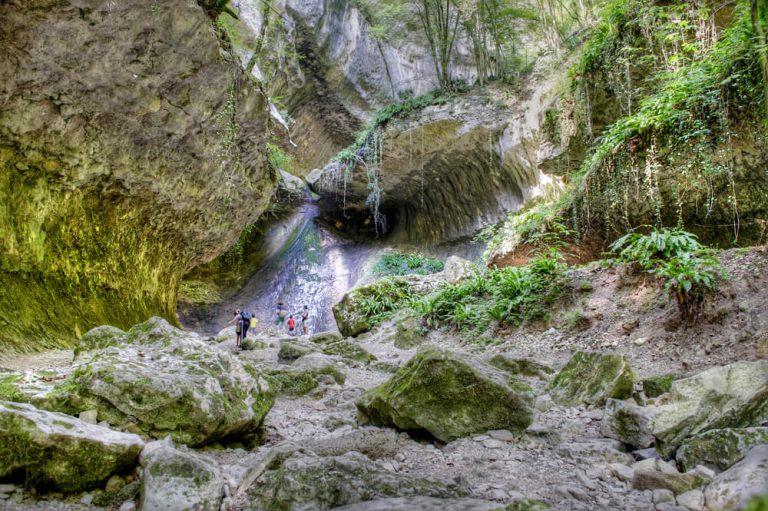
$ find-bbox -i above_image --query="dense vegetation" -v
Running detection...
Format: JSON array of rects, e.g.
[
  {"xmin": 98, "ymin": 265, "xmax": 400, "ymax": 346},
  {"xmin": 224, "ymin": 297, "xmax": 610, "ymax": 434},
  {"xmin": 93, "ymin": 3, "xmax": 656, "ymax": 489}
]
[{"xmin": 372, "ymin": 252, "xmax": 445, "ymax": 277}]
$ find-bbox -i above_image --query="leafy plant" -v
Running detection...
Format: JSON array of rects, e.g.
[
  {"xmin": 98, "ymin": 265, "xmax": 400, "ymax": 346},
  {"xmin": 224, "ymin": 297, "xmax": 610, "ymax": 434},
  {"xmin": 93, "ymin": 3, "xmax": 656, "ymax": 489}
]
[
  {"xmin": 373, "ymin": 252, "xmax": 444, "ymax": 277},
  {"xmin": 414, "ymin": 251, "xmax": 569, "ymax": 334},
  {"xmin": 608, "ymin": 228, "xmax": 725, "ymax": 323},
  {"xmin": 199, "ymin": 0, "xmax": 238, "ymax": 19},
  {"xmin": 355, "ymin": 278, "xmax": 416, "ymax": 327}
]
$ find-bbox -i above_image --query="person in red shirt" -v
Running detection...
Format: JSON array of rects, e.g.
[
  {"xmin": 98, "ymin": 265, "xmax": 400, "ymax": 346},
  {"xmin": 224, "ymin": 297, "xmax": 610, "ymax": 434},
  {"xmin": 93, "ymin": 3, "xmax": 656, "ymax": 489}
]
[{"xmin": 287, "ymin": 315, "xmax": 296, "ymax": 335}]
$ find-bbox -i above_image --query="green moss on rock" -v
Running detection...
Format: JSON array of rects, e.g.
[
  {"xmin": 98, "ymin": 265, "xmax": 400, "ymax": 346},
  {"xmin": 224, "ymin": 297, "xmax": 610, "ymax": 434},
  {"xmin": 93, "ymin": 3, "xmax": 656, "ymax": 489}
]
[
  {"xmin": 357, "ymin": 347, "xmax": 535, "ymax": 442},
  {"xmin": 548, "ymin": 351, "xmax": 634, "ymax": 406},
  {"xmin": 642, "ymin": 374, "xmax": 676, "ymax": 398},
  {"xmin": 677, "ymin": 427, "xmax": 768, "ymax": 472}
]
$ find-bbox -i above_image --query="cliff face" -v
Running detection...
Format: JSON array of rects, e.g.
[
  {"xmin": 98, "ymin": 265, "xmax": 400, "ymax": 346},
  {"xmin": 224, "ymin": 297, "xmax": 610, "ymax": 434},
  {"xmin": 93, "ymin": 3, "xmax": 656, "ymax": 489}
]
[{"xmin": 0, "ymin": 0, "xmax": 274, "ymax": 350}]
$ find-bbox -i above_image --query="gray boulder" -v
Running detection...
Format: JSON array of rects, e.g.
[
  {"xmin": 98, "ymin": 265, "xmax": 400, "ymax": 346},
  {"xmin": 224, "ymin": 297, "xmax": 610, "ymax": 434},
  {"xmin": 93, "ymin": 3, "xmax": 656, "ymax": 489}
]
[
  {"xmin": 548, "ymin": 351, "xmax": 634, "ymax": 406},
  {"xmin": 631, "ymin": 459, "xmax": 712, "ymax": 495},
  {"xmin": 677, "ymin": 427, "xmax": 768, "ymax": 472},
  {"xmin": 0, "ymin": 401, "xmax": 143, "ymax": 492},
  {"xmin": 357, "ymin": 347, "xmax": 535, "ymax": 442},
  {"xmin": 244, "ymin": 451, "xmax": 466, "ymax": 510},
  {"xmin": 652, "ymin": 360, "xmax": 768, "ymax": 456},
  {"xmin": 489, "ymin": 355, "xmax": 554, "ymax": 380},
  {"xmin": 139, "ymin": 437, "xmax": 224, "ymax": 511},
  {"xmin": 601, "ymin": 398, "xmax": 655, "ymax": 448},
  {"xmin": 49, "ymin": 317, "xmax": 275, "ymax": 446},
  {"xmin": 279, "ymin": 339, "xmax": 318, "ymax": 362},
  {"xmin": 265, "ymin": 353, "xmax": 347, "ymax": 396},
  {"xmin": 704, "ymin": 445, "xmax": 768, "ymax": 511}
]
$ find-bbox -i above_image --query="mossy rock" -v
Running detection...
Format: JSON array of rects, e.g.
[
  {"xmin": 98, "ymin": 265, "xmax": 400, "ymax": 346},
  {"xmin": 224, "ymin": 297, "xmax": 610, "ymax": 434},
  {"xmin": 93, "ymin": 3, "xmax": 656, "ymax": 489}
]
[
  {"xmin": 652, "ymin": 360, "xmax": 768, "ymax": 457},
  {"xmin": 139, "ymin": 437, "xmax": 224, "ymax": 511},
  {"xmin": 356, "ymin": 347, "xmax": 535, "ymax": 442},
  {"xmin": 45, "ymin": 318, "xmax": 275, "ymax": 446},
  {"xmin": 244, "ymin": 451, "xmax": 467, "ymax": 510},
  {"xmin": 76, "ymin": 325, "xmax": 126, "ymax": 355},
  {"xmin": 266, "ymin": 353, "xmax": 347, "ymax": 396},
  {"xmin": 600, "ymin": 398, "xmax": 654, "ymax": 449},
  {"xmin": 0, "ymin": 373, "xmax": 25, "ymax": 402},
  {"xmin": 241, "ymin": 338, "xmax": 267, "ymax": 351},
  {"xmin": 278, "ymin": 339, "xmax": 317, "ymax": 362},
  {"xmin": 489, "ymin": 355, "xmax": 554, "ymax": 380},
  {"xmin": 394, "ymin": 316, "xmax": 427, "ymax": 349},
  {"xmin": 548, "ymin": 351, "xmax": 634, "ymax": 406},
  {"xmin": 307, "ymin": 330, "xmax": 343, "ymax": 345},
  {"xmin": 677, "ymin": 427, "xmax": 768, "ymax": 472},
  {"xmin": 0, "ymin": 401, "xmax": 143, "ymax": 492},
  {"xmin": 332, "ymin": 277, "xmax": 413, "ymax": 337},
  {"xmin": 321, "ymin": 340, "xmax": 377, "ymax": 364},
  {"xmin": 642, "ymin": 374, "xmax": 676, "ymax": 398}
]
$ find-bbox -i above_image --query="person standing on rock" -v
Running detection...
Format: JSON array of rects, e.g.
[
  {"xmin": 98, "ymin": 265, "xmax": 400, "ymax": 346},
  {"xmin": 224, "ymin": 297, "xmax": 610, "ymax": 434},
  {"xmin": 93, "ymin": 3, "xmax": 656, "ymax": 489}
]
[
  {"xmin": 239, "ymin": 310, "xmax": 253, "ymax": 346},
  {"xmin": 300, "ymin": 305, "xmax": 310, "ymax": 335},
  {"xmin": 275, "ymin": 301, "xmax": 287, "ymax": 327},
  {"xmin": 227, "ymin": 309, "xmax": 243, "ymax": 346},
  {"xmin": 287, "ymin": 315, "xmax": 296, "ymax": 335}
]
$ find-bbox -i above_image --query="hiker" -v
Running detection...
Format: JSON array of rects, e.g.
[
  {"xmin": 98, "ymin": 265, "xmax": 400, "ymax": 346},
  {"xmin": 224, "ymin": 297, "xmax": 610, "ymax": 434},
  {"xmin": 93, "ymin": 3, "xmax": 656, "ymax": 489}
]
[
  {"xmin": 300, "ymin": 305, "xmax": 309, "ymax": 335},
  {"xmin": 227, "ymin": 309, "xmax": 243, "ymax": 346},
  {"xmin": 239, "ymin": 309, "xmax": 253, "ymax": 346},
  {"xmin": 275, "ymin": 301, "xmax": 288, "ymax": 327},
  {"xmin": 287, "ymin": 315, "xmax": 296, "ymax": 335}
]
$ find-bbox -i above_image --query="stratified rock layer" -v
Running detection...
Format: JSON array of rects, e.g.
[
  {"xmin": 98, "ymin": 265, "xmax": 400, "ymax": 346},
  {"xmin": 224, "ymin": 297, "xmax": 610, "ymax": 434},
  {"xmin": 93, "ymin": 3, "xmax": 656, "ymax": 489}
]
[
  {"xmin": 0, "ymin": 401, "xmax": 144, "ymax": 492},
  {"xmin": 356, "ymin": 347, "xmax": 535, "ymax": 442},
  {"xmin": 0, "ymin": 0, "xmax": 273, "ymax": 350}
]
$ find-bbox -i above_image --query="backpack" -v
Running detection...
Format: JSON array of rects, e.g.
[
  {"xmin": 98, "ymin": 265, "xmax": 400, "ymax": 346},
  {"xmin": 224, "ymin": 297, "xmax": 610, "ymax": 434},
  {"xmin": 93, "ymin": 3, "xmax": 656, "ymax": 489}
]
[{"xmin": 241, "ymin": 311, "xmax": 252, "ymax": 322}]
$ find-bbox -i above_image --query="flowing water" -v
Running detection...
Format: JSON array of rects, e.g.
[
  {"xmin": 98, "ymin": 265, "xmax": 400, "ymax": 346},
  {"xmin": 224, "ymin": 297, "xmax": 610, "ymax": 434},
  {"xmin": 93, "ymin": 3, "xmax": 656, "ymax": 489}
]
[{"xmin": 198, "ymin": 198, "xmax": 380, "ymax": 336}]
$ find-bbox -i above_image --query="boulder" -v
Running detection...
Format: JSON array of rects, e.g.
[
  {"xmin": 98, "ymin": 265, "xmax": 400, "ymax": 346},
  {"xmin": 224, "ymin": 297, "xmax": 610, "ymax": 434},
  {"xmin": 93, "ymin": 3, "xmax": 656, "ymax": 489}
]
[
  {"xmin": 488, "ymin": 355, "xmax": 554, "ymax": 380},
  {"xmin": 139, "ymin": 438, "xmax": 224, "ymax": 511},
  {"xmin": 677, "ymin": 428, "xmax": 768, "ymax": 472},
  {"xmin": 76, "ymin": 326, "xmax": 126, "ymax": 354},
  {"xmin": 48, "ymin": 318, "xmax": 274, "ymax": 446},
  {"xmin": 393, "ymin": 315, "xmax": 427, "ymax": 349},
  {"xmin": 704, "ymin": 445, "xmax": 768, "ymax": 511},
  {"xmin": 321, "ymin": 340, "xmax": 377, "ymax": 364},
  {"xmin": 331, "ymin": 497, "xmax": 545, "ymax": 511},
  {"xmin": 631, "ymin": 459, "xmax": 712, "ymax": 495},
  {"xmin": 548, "ymin": 351, "xmax": 634, "ymax": 406},
  {"xmin": 0, "ymin": 401, "xmax": 143, "ymax": 492},
  {"xmin": 307, "ymin": 330, "xmax": 343, "ymax": 344},
  {"xmin": 278, "ymin": 339, "xmax": 318, "ymax": 362},
  {"xmin": 356, "ymin": 347, "xmax": 535, "ymax": 442},
  {"xmin": 652, "ymin": 361, "xmax": 768, "ymax": 456},
  {"xmin": 244, "ymin": 451, "xmax": 466, "ymax": 510},
  {"xmin": 266, "ymin": 353, "xmax": 347, "ymax": 396},
  {"xmin": 601, "ymin": 399, "xmax": 655, "ymax": 449}
]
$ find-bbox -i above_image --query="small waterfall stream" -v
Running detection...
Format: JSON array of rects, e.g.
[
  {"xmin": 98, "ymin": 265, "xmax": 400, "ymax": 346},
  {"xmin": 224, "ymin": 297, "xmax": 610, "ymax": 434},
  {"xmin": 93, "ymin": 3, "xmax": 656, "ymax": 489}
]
[{"xmin": 200, "ymin": 197, "xmax": 379, "ymax": 335}]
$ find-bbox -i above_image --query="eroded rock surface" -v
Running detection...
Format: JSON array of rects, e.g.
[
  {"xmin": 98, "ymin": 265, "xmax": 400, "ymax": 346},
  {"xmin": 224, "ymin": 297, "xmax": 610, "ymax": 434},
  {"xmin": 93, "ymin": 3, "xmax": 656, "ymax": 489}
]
[{"xmin": 548, "ymin": 351, "xmax": 634, "ymax": 406}]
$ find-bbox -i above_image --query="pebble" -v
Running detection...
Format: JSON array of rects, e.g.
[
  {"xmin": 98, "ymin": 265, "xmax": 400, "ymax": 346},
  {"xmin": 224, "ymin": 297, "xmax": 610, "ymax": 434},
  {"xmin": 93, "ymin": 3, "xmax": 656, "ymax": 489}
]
[
  {"xmin": 653, "ymin": 489, "xmax": 675, "ymax": 504},
  {"xmin": 118, "ymin": 502, "xmax": 137, "ymax": 511},
  {"xmin": 78, "ymin": 409, "xmax": 98, "ymax": 424},
  {"xmin": 676, "ymin": 489, "xmax": 705, "ymax": 510},
  {"xmin": 482, "ymin": 438, "xmax": 505, "ymax": 449},
  {"xmin": 0, "ymin": 485, "xmax": 16, "ymax": 494},
  {"xmin": 80, "ymin": 493, "xmax": 94, "ymax": 505},
  {"xmin": 633, "ymin": 337, "xmax": 649, "ymax": 346}
]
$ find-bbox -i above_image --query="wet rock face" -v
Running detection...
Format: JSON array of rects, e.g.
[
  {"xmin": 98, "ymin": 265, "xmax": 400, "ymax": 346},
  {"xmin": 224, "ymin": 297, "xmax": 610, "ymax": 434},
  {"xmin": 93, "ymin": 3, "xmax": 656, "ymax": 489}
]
[
  {"xmin": 0, "ymin": 0, "xmax": 274, "ymax": 350},
  {"xmin": 0, "ymin": 401, "xmax": 144, "ymax": 492},
  {"xmin": 48, "ymin": 318, "xmax": 275, "ymax": 446},
  {"xmin": 356, "ymin": 347, "xmax": 535, "ymax": 442}
]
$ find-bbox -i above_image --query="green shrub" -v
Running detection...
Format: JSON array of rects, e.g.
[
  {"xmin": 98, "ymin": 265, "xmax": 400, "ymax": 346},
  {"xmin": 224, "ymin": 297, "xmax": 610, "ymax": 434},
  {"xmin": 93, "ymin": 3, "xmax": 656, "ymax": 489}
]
[
  {"xmin": 372, "ymin": 253, "xmax": 444, "ymax": 277},
  {"xmin": 355, "ymin": 278, "xmax": 415, "ymax": 328},
  {"xmin": 414, "ymin": 251, "xmax": 569, "ymax": 334},
  {"xmin": 608, "ymin": 228, "xmax": 725, "ymax": 323}
]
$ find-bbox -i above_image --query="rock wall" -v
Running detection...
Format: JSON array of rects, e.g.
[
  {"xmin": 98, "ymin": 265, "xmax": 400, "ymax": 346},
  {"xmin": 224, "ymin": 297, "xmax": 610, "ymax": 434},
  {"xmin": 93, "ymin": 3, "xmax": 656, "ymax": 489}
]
[{"xmin": 0, "ymin": 0, "xmax": 275, "ymax": 350}]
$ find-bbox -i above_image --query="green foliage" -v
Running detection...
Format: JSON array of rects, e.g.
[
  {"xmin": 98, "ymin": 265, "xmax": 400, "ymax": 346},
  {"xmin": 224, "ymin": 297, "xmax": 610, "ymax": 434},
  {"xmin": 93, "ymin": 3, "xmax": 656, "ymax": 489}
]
[
  {"xmin": 266, "ymin": 142, "xmax": 293, "ymax": 173},
  {"xmin": 414, "ymin": 251, "xmax": 569, "ymax": 334},
  {"xmin": 742, "ymin": 494, "xmax": 768, "ymax": 511},
  {"xmin": 372, "ymin": 252, "xmax": 444, "ymax": 277},
  {"xmin": 355, "ymin": 278, "xmax": 416, "ymax": 328},
  {"xmin": 608, "ymin": 228, "xmax": 725, "ymax": 323},
  {"xmin": 199, "ymin": 0, "xmax": 238, "ymax": 19},
  {"xmin": 609, "ymin": 228, "xmax": 704, "ymax": 270}
]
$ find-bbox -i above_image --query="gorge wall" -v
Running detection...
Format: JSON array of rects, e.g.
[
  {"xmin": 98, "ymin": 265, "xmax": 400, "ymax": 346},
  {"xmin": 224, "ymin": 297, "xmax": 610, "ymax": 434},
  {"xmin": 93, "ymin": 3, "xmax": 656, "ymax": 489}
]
[{"xmin": 0, "ymin": 0, "xmax": 275, "ymax": 350}]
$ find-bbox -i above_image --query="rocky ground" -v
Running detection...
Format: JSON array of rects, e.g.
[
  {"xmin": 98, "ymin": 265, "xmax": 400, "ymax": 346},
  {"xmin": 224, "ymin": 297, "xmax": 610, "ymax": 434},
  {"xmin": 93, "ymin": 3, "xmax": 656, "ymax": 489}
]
[{"xmin": 0, "ymin": 250, "xmax": 766, "ymax": 511}]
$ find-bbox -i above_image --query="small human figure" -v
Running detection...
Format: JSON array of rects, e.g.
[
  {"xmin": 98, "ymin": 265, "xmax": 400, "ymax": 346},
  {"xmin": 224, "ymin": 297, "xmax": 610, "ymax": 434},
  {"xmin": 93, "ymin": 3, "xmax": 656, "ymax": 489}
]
[
  {"xmin": 287, "ymin": 315, "xmax": 296, "ymax": 335},
  {"xmin": 300, "ymin": 305, "xmax": 309, "ymax": 335},
  {"xmin": 227, "ymin": 309, "xmax": 243, "ymax": 346},
  {"xmin": 239, "ymin": 310, "xmax": 253, "ymax": 346},
  {"xmin": 275, "ymin": 301, "xmax": 287, "ymax": 327}
]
